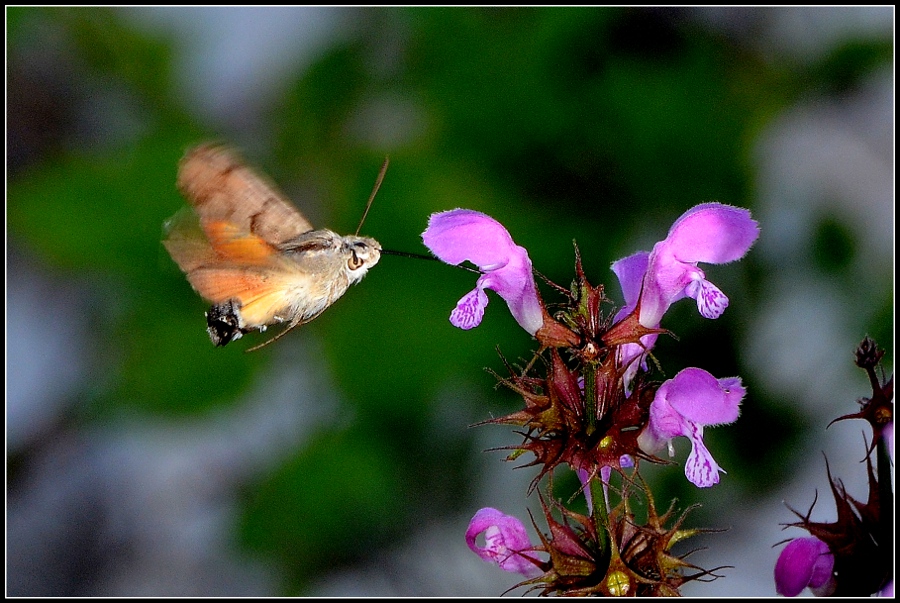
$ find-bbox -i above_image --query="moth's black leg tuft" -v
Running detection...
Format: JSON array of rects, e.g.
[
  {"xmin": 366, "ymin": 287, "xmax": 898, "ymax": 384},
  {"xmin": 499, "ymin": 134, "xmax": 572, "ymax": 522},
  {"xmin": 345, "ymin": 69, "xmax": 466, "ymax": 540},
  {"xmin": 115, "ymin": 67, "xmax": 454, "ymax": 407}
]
[{"xmin": 206, "ymin": 299, "xmax": 245, "ymax": 346}]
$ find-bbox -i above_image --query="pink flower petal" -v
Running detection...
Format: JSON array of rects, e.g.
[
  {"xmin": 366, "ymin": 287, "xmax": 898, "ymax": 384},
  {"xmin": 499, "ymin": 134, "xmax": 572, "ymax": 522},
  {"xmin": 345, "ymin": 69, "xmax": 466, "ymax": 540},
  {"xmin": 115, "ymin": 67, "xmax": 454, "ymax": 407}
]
[
  {"xmin": 422, "ymin": 209, "xmax": 517, "ymax": 269},
  {"xmin": 665, "ymin": 368, "xmax": 743, "ymax": 426},
  {"xmin": 687, "ymin": 276, "xmax": 729, "ymax": 319},
  {"xmin": 611, "ymin": 251, "xmax": 649, "ymax": 317},
  {"xmin": 774, "ymin": 537, "xmax": 834, "ymax": 597},
  {"xmin": 422, "ymin": 209, "xmax": 544, "ymax": 335},
  {"xmin": 450, "ymin": 288, "xmax": 488, "ymax": 330},
  {"xmin": 465, "ymin": 507, "xmax": 540, "ymax": 577},
  {"xmin": 666, "ymin": 202, "xmax": 760, "ymax": 265},
  {"xmin": 683, "ymin": 422, "xmax": 722, "ymax": 487}
]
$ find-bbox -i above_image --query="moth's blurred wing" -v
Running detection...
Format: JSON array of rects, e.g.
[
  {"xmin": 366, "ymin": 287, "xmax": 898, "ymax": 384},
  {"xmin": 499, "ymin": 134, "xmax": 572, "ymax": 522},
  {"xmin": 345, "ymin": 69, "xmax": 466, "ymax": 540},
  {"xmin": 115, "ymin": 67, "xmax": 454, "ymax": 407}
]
[
  {"xmin": 177, "ymin": 143, "xmax": 315, "ymax": 246},
  {"xmin": 163, "ymin": 208, "xmax": 302, "ymax": 326},
  {"xmin": 162, "ymin": 206, "xmax": 217, "ymax": 273},
  {"xmin": 163, "ymin": 207, "xmax": 277, "ymax": 271},
  {"xmin": 186, "ymin": 267, "xmax": 301, "ymax": 327}
]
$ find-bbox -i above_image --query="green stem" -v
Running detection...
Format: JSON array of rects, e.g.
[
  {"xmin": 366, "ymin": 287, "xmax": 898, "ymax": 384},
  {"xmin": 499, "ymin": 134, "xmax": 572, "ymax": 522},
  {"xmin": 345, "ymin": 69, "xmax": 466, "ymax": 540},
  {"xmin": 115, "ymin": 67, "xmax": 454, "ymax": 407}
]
[{"xmin": 589, "ymin": 474, "xmax": 611, "ymax": 574}]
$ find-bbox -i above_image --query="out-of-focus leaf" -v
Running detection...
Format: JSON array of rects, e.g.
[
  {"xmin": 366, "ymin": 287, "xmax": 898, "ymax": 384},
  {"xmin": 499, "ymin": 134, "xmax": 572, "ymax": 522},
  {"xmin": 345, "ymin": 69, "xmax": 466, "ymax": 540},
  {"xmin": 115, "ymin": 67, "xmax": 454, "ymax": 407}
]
[
  {"xmin": 9, "ymin": 138, "xmax": 186, "ymax": 275},
  {"xmin": 238, "ymin": 427, "xmax": 406, "ymax": 593}
]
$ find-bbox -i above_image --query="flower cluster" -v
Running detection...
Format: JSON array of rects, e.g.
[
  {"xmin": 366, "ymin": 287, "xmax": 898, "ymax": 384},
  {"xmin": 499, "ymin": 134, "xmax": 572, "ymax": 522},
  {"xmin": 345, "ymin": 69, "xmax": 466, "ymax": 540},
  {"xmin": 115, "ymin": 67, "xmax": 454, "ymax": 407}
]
[
  {"xmin": 773, "ymin": 337, "xmax": 893, "ymax": 597},
  {"xmin": 423, "ymin": 204, "xmax": 759, "ymax": 595}
]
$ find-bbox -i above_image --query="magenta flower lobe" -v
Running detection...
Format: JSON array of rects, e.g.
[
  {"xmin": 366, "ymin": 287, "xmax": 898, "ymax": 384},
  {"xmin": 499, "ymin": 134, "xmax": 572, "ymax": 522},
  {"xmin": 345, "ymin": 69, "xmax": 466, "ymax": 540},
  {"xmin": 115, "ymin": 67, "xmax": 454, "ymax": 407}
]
[
  {"xmin": 615, "ymin": 203, "xmax": 759, "ymax": 329},
  {"xmin": 422, "ymin": 209, "xmax": 544, "ymax": 334},
  {"xmin": 465, "ymin": 507, "xmax": 540, "ymax": 577},
  {"xmin": 774, "ymin": 537, "xmax": 835, "ymax": 597},
  {"xmin": 639, "ymin": 367, "xmax": 745, "ymax": 488}
]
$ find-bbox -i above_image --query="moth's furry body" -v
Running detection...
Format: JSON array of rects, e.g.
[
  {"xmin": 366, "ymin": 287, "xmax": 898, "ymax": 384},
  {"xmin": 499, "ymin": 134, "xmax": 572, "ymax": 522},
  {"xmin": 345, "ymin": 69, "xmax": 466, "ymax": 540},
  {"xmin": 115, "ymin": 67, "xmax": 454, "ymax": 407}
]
[{"xmin": 163, "ymin": 144, "xmax": 381, "ymax": 348}]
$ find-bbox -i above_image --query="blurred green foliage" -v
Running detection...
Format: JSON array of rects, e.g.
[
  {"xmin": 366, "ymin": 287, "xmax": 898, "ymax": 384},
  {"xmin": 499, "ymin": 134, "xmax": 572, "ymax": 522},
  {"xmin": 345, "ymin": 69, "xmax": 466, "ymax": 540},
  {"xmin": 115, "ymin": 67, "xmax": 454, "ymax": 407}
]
[
  {"xmin": 240, "ymin": 426, "xmax": 408, "ymax": 594},
  {"xmin": 7, "ymin": 6, "xmax": 893, "ymax": 594}
]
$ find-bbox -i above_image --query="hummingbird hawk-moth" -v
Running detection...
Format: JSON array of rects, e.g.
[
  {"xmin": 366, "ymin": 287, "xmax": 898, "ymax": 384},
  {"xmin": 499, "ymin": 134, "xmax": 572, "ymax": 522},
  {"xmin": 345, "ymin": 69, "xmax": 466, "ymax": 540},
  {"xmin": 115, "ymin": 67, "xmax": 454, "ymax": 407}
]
[{"xmin": 163, "ymin": 144, "xmax": 383, "ymax": 351}]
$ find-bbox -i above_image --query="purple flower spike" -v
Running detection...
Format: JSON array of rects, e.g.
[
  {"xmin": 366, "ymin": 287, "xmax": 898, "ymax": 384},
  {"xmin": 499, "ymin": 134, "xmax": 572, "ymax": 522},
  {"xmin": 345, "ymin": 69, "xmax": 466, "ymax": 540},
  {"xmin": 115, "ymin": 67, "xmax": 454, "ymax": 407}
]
[
  {"xmin": 637, "ymin": 203, "xmax": 759, "ymax": 328},
  {"xmin": 638, "ymin": 367, "xmax": 745, "ymax": 488},
  {"xmin": 774, "ymin": 537, "xmax": 835, "ymax": 597},
  {"xmin": 465, "ymin": 507, "xmax": 541, "ymax": 577},
  {"xmin": 422, "ymin": 209, "xmax": 544, "ymax": 335}
]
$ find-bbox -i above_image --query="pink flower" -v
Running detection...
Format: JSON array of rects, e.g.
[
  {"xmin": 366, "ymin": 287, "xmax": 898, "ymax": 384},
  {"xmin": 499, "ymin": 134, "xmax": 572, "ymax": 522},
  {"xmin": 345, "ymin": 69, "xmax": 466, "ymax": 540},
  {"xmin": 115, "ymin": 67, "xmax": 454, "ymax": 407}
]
[
  {"xmin": 422, "ymin": 209, "xmax": 544, "ymax": 335},
  {"xmin": 638, "ymin": 367, "xmax": 745, "ymax": 488},
  {"xmin": 635, "ymin": 202, "xmax": 759, "ymax": 329},
  {"xmin": 774, "ymin": 537, "xmax": 835, "ymax": 597},
  {"xmin": 612, "ymin": 203, "xmax": 759, "ymax": 333},
  {"xmin": 465, "ymin": 507, "xmax": 541, "ymax": 577}
]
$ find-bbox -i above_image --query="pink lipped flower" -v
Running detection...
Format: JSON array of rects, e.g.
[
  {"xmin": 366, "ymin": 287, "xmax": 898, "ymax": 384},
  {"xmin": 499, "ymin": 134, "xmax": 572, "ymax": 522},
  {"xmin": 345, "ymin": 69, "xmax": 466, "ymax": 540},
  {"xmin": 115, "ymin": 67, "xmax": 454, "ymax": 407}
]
[
  {"xmin": 465, "ymin": 507, "xmax": 542, "ymax": 577},
  {"xmin": 422, "ymin": 209, "xmax": 544, "ymax": 335},
  {"xmin": 638, "ymin": 367, "xmax": 745, "ymax": 488},
  {"xmin": 634, "ymin": 202, "xmax": 760, "ymax": 329},
  {"xmin": 774, "ymin": 536, "xmax": 836, "ymax": 597}
]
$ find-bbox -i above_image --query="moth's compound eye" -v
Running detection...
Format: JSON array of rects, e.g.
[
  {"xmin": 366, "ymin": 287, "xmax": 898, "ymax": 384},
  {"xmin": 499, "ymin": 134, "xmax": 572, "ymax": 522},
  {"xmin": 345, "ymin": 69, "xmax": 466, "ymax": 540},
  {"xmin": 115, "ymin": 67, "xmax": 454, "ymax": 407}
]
[{"xmin": 348, "ymin": 251, "xmax": 365, "ymax": 270}]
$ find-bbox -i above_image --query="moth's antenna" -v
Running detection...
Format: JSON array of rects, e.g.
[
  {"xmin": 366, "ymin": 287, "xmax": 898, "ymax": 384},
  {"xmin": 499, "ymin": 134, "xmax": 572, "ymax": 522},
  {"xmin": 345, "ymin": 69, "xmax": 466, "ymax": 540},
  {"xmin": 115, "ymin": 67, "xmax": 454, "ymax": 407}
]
[
  {"xmin": 382, "ymin": 249, "xmax": 480, "ymax": 273},
  {"xmin": 355, "ymin": 158, "xmax": 478, "ymax": 276},
  {"xmin": 356, "ymin": 156, "xmax": 389, "ymax": 236}
]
